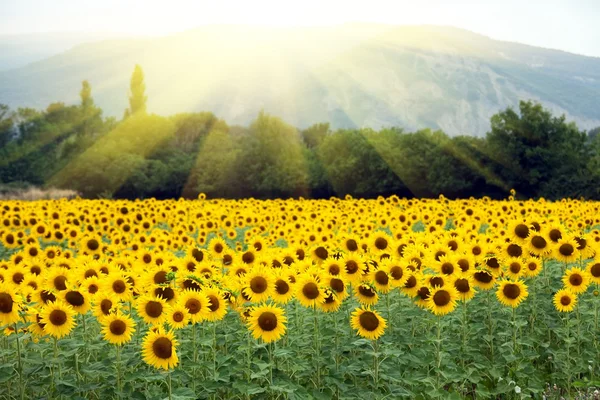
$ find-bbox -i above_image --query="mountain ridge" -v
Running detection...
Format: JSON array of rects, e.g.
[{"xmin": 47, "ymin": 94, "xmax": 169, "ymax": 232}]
[{"xmin": 0, "ymin": 24, "xmax": 598, "ymax": 136}]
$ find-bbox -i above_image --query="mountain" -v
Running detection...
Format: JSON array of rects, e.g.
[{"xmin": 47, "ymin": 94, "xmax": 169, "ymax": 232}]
[
  {"xmin": 0, "ymin": 32, "xmax": 136, "ymax": 72},
  {"xmin": 0, "ymin": 24, "xmax": 599, "ymax": 136}
]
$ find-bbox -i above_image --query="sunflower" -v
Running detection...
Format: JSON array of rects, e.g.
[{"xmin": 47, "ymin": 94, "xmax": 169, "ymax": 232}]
[
  {"xmin": 553, "ymin": 237, "xmax": 580, "ymax": 263},
  {"xmin": 40, "ymin": 300, "xmax": 76, "ymax": 338},
  {"xmin": 179, "ymin": 289, "xmax": 210, "ymax": 324},
  {"xmin": 310, "ymin": 245, "xmax": 329, "ymax": 264},
  {"xmin": 0, "ymin": 282, "xmax": 21, "ymax": 325},
  {"xmin": 208, "ymin": 237, "xmax": 229, "ymax": 258},
  {"xmin": 400, "ymin": 273, "xmax": 420, "ymax": 297},
  {"xmin": 136, "ymin": 294, "xmax": 170, "ymax": 325},
  {"xmin": 102, "ymin": 272, "xmax": 132, "ymax": 302},
  {"xmin": 350, "ymin": 307, "xmax": 386, "ymax": 340},
  {"xmin": 242, "ymin": 267, "xmax": 274, "ymax": 303},
  {"xmin": 203, "ymin": 287, "xmax": 228, "ymax": 322},
  {"xmin": 167, "ymin": 303, "xmax": 190, "ymax": 330},
  {"xmin": 505, "ymin": 257, "xmax": 525, "ymax": 280},
  {"xmin": 354, "ymin": 283, "xmax": 379, "ymax": 306},
  {"xmin": 527, "ymin": 233, "xmax": 550, "ymax": 256},
  {"xmin": 562, "ymin": 267, "xmax": 590, "ymax": 294},
  {"xmin": 587, "ymin": 258, "xmax": 600, "ymax": 284},
  {"xmin": 142, "ymin": 328, "xmax": 179, "ymax": 370},
  {"xmin": 496, "ymin": 279, "xmax": 529, "ymax": 308},
  {"xmin": 341, "ymin": 234, "xmax": 361, "ymax": 253},
  {"xmin": 427, "ymin": 286, "xmax": 459, "ymax": 315},
  {"xmin": 370, "ymin": 232, "xmax": 391, "ymax": 254},
  {"xmin": 472, "ymin": 270, "xmax": 496, "ymax": 290},
  {"xmin": 318, "ymin": 289, "xmax": 342, "ymax": 312},
  {"xmin": 62, "ymin": 288, "xmax": 91, "ymax": 314},
  {"xmin": 369, "ymin": 267, "xmax": 392, "ymax": 294},
  {"xmin": 341, "ymin": 254, "xmax": 366, "ymax": 283},
  {"xmin": 79, "ymin": 235, "xmax": 103, "ymax": 256},
  {"xmin": 523, "ymin": 257, "xmax": 543, "ymax": 278},
  {"xmin": 415, "ymin": 285, "xmax": 432, "ymax": 309},
  {"xmin": 296, "ymin": 274, "xmax": 325, "ymax": 308},
  {"xmin": 101, "ymin": 311, "xmax": 136, "ymax": 345},
  {"xmin": 27, "ymin": 310, "xmax": 47, "ymax": 338},
  {"xmin": 44, "ymin": 267, "xmax": 70, "ymax": 292},
  {"xmin": 247, "ymin": 304, "xmax": 287, "ymax": 343},
  {"xmin": 327, "ymin": 276, "xmax": 349, "ymax": 301},
  {"xmin": 507, "ymin": 220, "xmax": 531, "ymax": 244},
  {"xmin": 452, "ymin": 274, "xmax": 476, "ymax": 302},
  {"xmin": 272, "ymin": 274, "xmax": 294, "ymax": 304},
  {"xmin": 93, "ymin": 291, "xmax": 120, "ymax": 320},
  {"xmin": 553, "ymin": 289, "xmax": 577, "ymax": 313}
]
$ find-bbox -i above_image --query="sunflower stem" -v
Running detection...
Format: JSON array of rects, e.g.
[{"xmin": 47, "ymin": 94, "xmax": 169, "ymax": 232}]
[
  {"xmin": 372, "ymin": 339, "xmax": 379, "ymax": 390},
  {"xmin": 14, "ymin": 323, "xmax": 24, "ymax": 400},
  {"xmin": 385, "ymin": 292, "xmax": 392, "ymax": 332},
  {"xmin": 435, "ymin": 316, "xmax": 442, "ymax": 389},
  {"xmin": 313, "ymin": 305, "xmax": 320, "ymax": 390},
  {"xmin": 461, "ymin": 301, "xmax": 468, "ymax": 370},
  {"xmin": 116, "ymin": 345, "xmax": 122, "ymax": 399},
  {"xmin": 212, "ymin": 322, "xmax": 217, "ymax": 382},
  {"xmin": 192, "ymin": 323, "xmax": 197, "ymax": 393},
  {"xmin": 167, "ymin": 370, "xmax": 172, "ymax": 400},
  {"xmin": 486, "ymin": 290, "xmax": 494, "ymax": 364}
]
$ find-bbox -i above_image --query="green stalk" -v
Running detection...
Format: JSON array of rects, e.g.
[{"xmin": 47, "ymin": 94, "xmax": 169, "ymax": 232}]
[
  {"xmin": 313, "ymin": 305, "xmax": 321, "ymax": 389},
  {"xmin": 14, "ymin": 323, "xmax": 24, "ymax": 400},
  {"xmin": 116, "ymin": 345, "xmax": 122, "ymax": 399}
]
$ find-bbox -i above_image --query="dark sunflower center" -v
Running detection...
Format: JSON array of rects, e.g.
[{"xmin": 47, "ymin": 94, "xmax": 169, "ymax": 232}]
[
  {"xmin": 531, "ymin": 236, "xmax": 547, "ymax": 249},
  {"xmin": 275, "ymin": 279, "xmax": 289, "ymax": 295},
  {"xmin": 30, "ymin": 266, "xmax": 41, "ymax": 275},
  {"xmin": 173, "ymin": 311, "xmax": 185, "ymax": 322},
  {"xmin": 330, "ymin": 278, "xmax": 344, "ymax": 293},
  {"xmin": 549, "ymin": 229, "xmax": 562, "ymax": 242},
  {"xmin": 84, "ymin": 269, "xmax": 98, "ymax": 278},
  {"xmin": 389, "ymin": 266, "xmax": 403, "ymax": 280},
  {"xmin": 430, "ymin": 277, "xmax": 444, "ymax": 288},
  {"xmin": 454, "ymin": 278, "xmax": 470, "ymax": 293},
  {"xmin": 575, "ymin": 237, "xmax": 587, "ymax": 250},
  {"xmin": 559, "ymin": 244, "xmax": 574, "ymax": 257},
  {"xmin": 433, "ymin": 290, "xmax": 451, "ymax": 306},
  {"xmin": 590, "ymin": 263, "xmax": 600, "ymax": 278},
  {"xmin": 192, "ymin": 248, "xmax": 204, "ymax": 262},
  {"xmin": 154, "ymin": 271, "xmax": 167, "ymax": 284},
  {"xmin": 441, "ymin": 263, "xmax": 454, "ymax": 275},
  {"xmin": 185, "ymin": 298, "xmax": 201, "ymax": 314},
  {"xmin": 101, "ymin": 299, "xmax": 113, "ymax": 315},
  {"xmin": 314, "ymin": 246, "xmax": 328, "ymax": 260},
  {"xmin": 374, "ymin": 238, "xmax": 388, "ymax": 250},
  {"xmin": 328, "ymin": 264, "xmax": 340, "ymax": 275},
  {"xmin": 88, "ymin": 284, "xmax": 99, "ymax": 294},
  {"xmin": 208, "ymin": 295, "xmax": 220, "ymax": 312},
  {"xmin": 41, "ymin": 290, "xmax": 56, "ymax": 304},
  {"xmin": 472, "ymin": 246, "xmax": 482, "ymax": 256},
  {"xmin": 374, "ymin": 270, "xmax": 389, "ymax": 285},
  {"xmin": 528, "ymin": 262, "xmax": 538, "ymax": 271},
  {"xmin": 146, "ymin": 301, "xmax": 164, "ymax": 318},
  {"xmin": 510, "ymin": 262, "xmax": 522, "ymax": 274},
  {"xmin": 358, "ymin": 285, "xmax": 376, "ymax": 297},
  {"xmin": 250, "ymin": 276, "xmax": 268, "ymax": 294},
  {"xmin": 65, "ymin": 291, "xmax": 85, "ymax": 307},
  {"xmin": 12, "ymin": 272, "xmax": 24, "ymax": 285},
  {"xmin": 405, "ymin": 275, "xmax": 417, "ymax": 288},
  {"xmin": 560, "ymin": 296, "xmax": 572, "ymax": 306},
  {"xmin": 242, "ymin": 251, "xmax": 255, "ymax": 264},
  {"xmin": 87, "ymin": 239, "xmax": 100, "ymax": 251},
  {"xmin": 514, "ymin": 224, "xmax": 529, "ymax": 239},
  {"xmin": 0, "ymin": 293, "xmax": 13, "ymax": 313},
  {"xmin": 417, "ymin": 287, "xmax": 430, "ymax": 300},
  {"xmin": 49, "ymin": 309, "xmax": 67, "ymax": 326},
  {"xmin": 486, "ymin": 258, "xmax": 500, "ymax": 269},
  {"xmin": 569, "ymin": 274, "xmax": 583, "ymax": 286},
  {"xmin": 346, "ymin": 239, "xmax": 358, "ymax": 251},
  {"xmin": 345, "ymin": 260, "xmax": 359, "ymax": 274},
  {"xmin": 503, "ymin": 283, "xmax": 521, "ymax": 299},
  {"xmin": 155, "ymin": 287, "xmax": 174, "ymax": 301},
  {"xmin": 507, "ymin": 244, "xmax": 522, "ymax": 257},
  {"xmin": 359, "ymin": 311, "xmax": 380, "ymax": 331},
  {"xmin": 54, "ymin": 275, "xmax": 67, "ymax": 291},
  {"xmin": 110, "ymin": 320, "xmax": 127, "ymax": 335},
  {"xmin": 183, "ymin": 279, "xmax": 201, "ymax": 291},
  {"xmin": 448, "ymin": 240, "xmax": 458, "ymax": 251},
  {"xmin": 302, "ymin": 282, "xmax": 320, "ymax": 299},
  {"xmin": 257, "ymin": 311, "xmax": 278, "ymax": 331},
  {"xmin": 112, "ymin": 280, "xmax": 126, "ymax": 294},
  {"xmin": 474, "ymin": 271, "xmax": 493, "ymax": 284},
  {"xmin": 152, "ymin": 337, "xmax": 173, "ymax": 359}
]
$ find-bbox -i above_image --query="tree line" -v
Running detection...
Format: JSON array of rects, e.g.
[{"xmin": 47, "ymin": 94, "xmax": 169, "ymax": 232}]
[{"xmin": 1, "ymin": 65, "xmax": 600, "ymax": 200}]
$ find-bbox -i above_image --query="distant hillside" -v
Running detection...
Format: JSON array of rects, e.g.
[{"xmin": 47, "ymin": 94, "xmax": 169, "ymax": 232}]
[
  {"xmin": 1, "ymin": 24, "xmax": 599, "ymax": 136},
  {"xmin": 0, "ymin": 32, "xmax": 135, "ymax": 71}
]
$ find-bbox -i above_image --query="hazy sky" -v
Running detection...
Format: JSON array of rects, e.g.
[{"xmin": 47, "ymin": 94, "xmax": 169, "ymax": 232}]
[{"xmin": 1, "ymin": 0, "xmax": 599, "ymax": 57}]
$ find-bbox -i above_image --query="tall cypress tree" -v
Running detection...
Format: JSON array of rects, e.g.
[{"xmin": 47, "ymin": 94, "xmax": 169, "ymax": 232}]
[{"xmin": 125, "ymin": 64, "xmax": 147, "ymax": 117}]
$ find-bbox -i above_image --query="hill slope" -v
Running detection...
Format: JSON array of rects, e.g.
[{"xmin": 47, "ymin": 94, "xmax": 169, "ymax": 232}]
[{"xmin": 0, "ymin": 24, "xmax": 599, "ymax": 136}]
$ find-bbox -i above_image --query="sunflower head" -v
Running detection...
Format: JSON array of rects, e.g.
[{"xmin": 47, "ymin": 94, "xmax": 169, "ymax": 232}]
[{"xmin": 350, "ymin": 307, "xmax": 386, "ymax": 340}]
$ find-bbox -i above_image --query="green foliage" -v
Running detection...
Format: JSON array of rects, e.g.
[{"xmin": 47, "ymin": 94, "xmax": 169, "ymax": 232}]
[{"xmin": 125, "ymin": 64, "xmax": 147, "ymax": 116}]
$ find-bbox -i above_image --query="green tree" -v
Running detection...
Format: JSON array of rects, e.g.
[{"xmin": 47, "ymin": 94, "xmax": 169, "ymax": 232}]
[
  {"xmin": 486, "ymin": 100, "xmax": 589, "ymax": 198},
  {"xmin": 0, "ymin": 104, "xmax": 13, "ymax": 148},
  {"xmin": 236, "ymin": 111, "xmax": 308, "ymax": 198},
  {"xmin": 80, "ymin": 80, "xmax": 94, "ymax": 110},
  {"xmin": 125, "ymin": 64, "xmax": 147, "ymax": 117}
]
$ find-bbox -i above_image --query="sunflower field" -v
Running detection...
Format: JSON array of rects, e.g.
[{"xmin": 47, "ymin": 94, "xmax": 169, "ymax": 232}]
[{"xmin": 0, "ymin": 194, "xmax": 599, "ymax": 399}]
